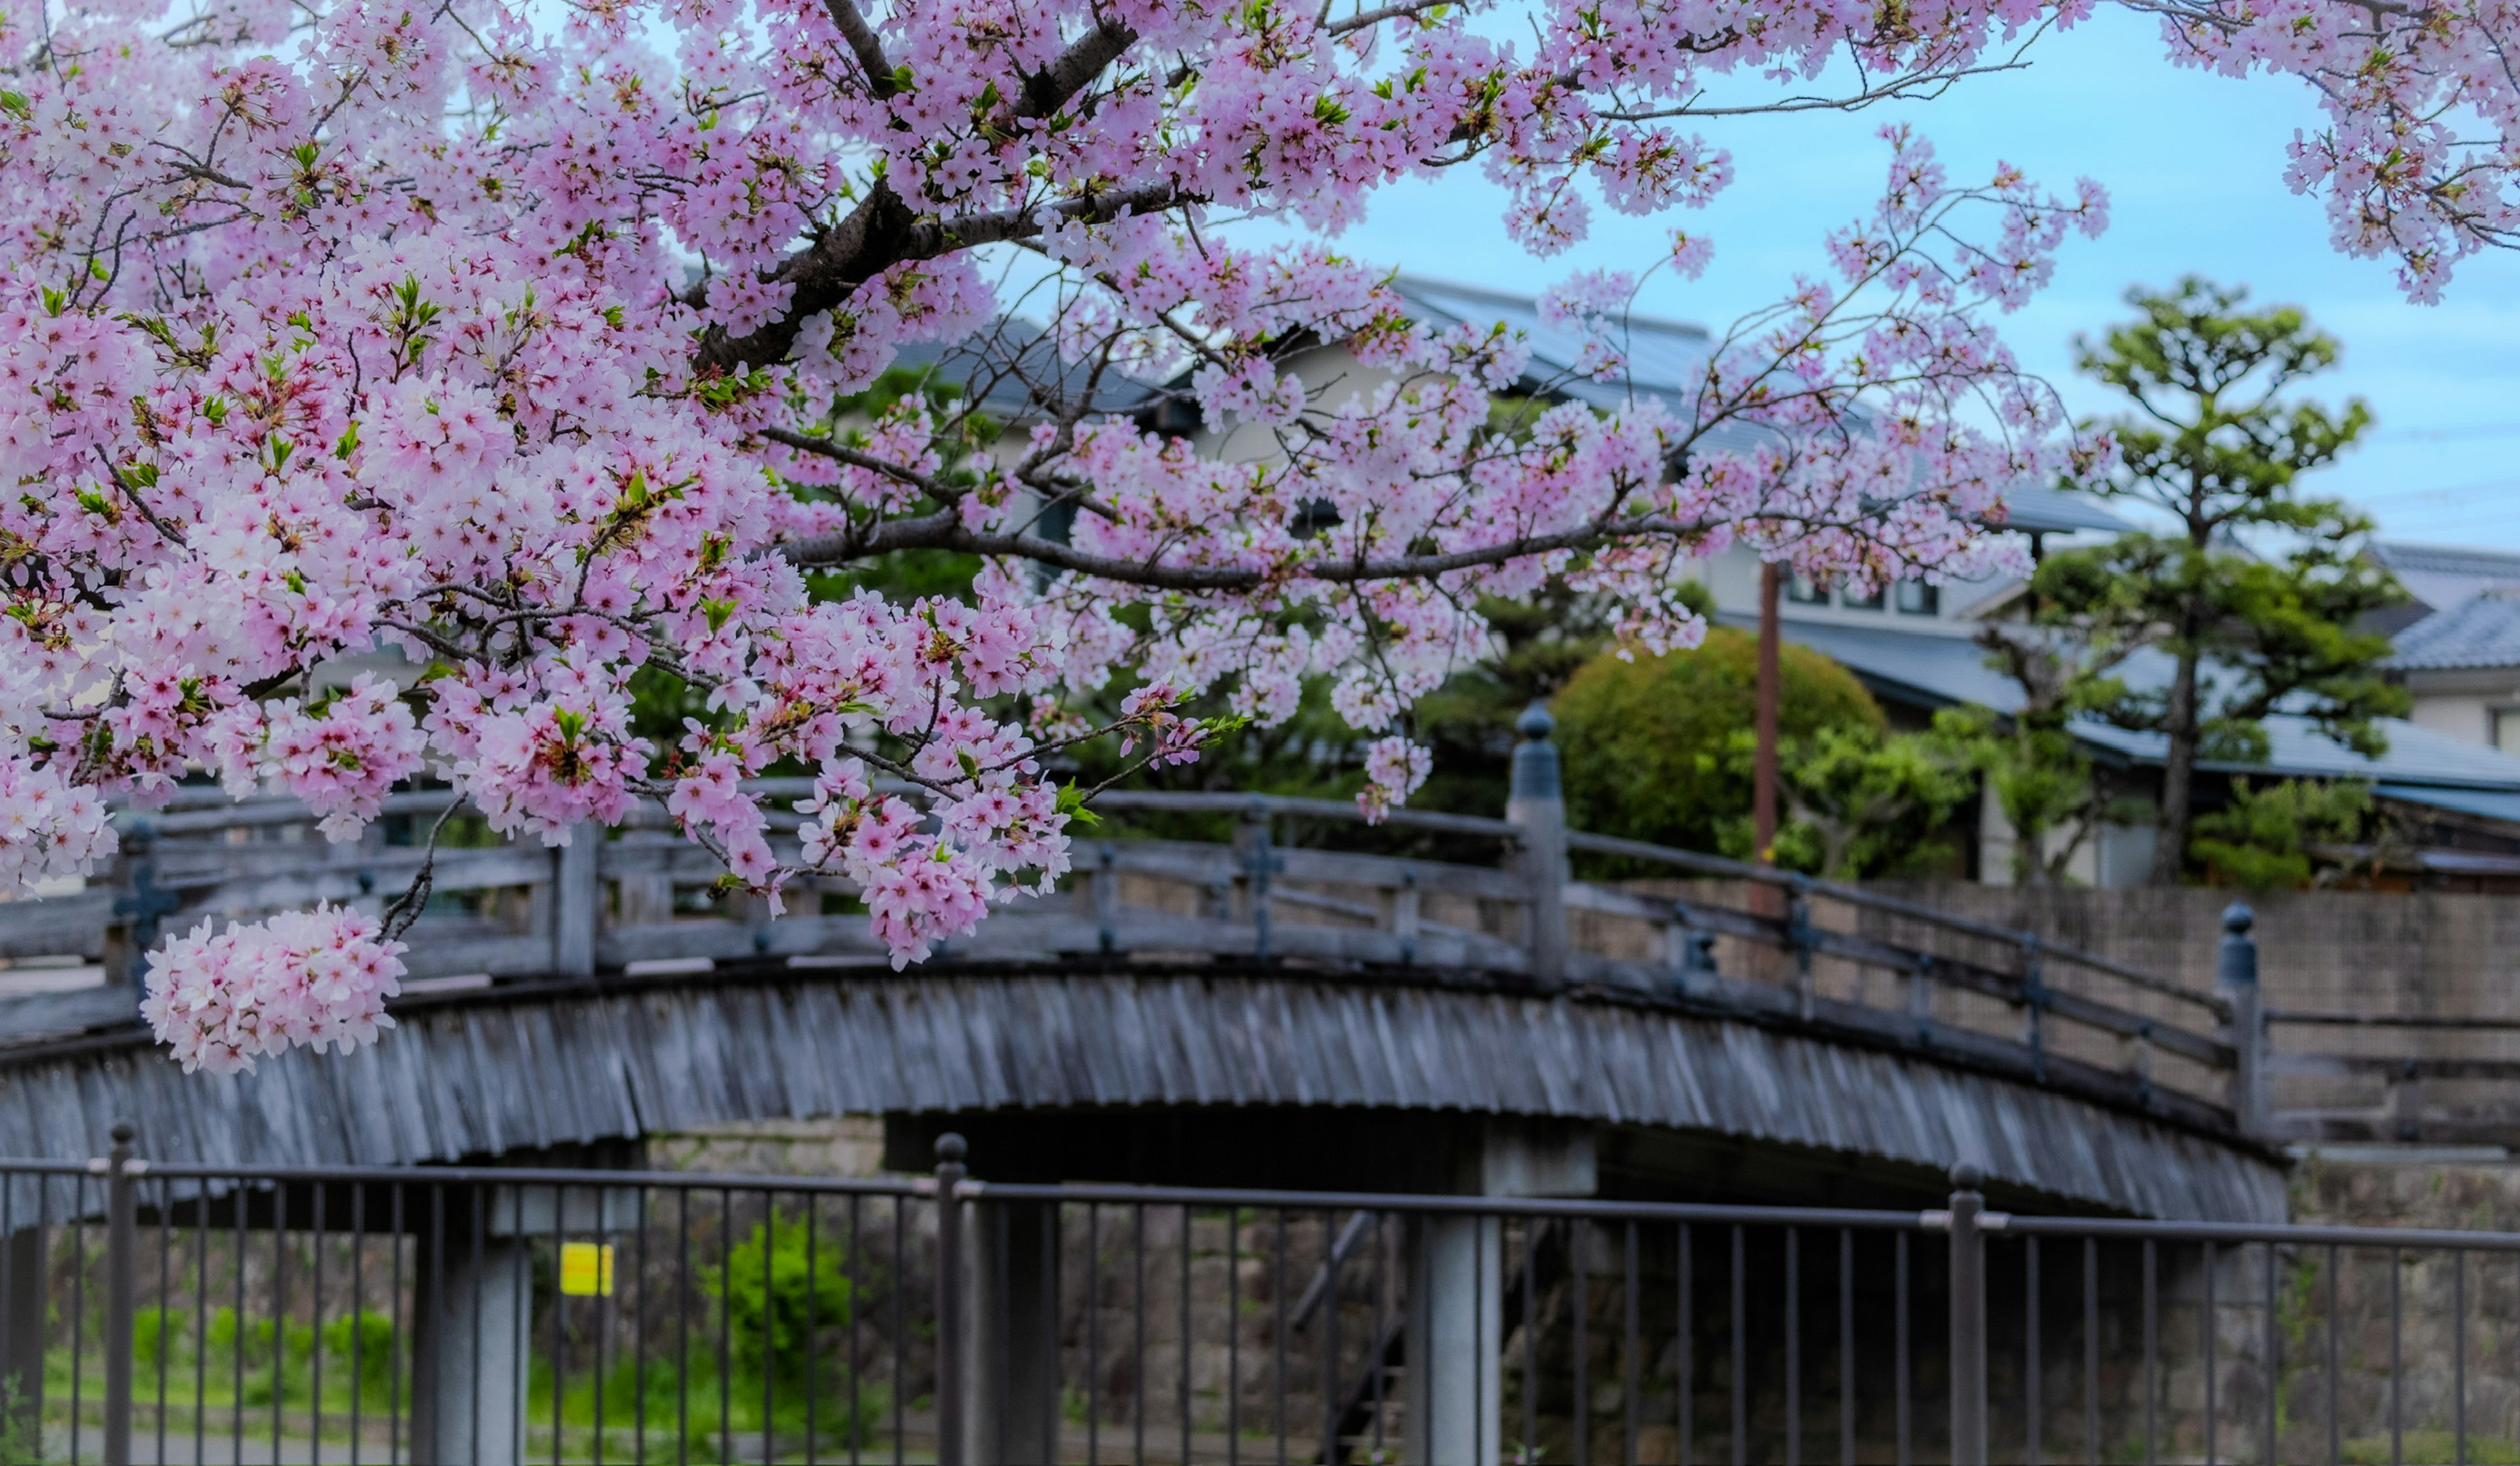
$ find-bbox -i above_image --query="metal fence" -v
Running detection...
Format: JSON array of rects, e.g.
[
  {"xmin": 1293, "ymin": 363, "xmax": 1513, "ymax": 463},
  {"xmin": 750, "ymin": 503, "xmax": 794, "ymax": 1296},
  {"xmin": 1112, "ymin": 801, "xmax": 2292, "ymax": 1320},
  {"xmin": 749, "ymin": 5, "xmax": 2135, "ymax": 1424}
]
[{"xmin": 9, "ymin": 1134, "xmax": 2520, "ymax": 1463}]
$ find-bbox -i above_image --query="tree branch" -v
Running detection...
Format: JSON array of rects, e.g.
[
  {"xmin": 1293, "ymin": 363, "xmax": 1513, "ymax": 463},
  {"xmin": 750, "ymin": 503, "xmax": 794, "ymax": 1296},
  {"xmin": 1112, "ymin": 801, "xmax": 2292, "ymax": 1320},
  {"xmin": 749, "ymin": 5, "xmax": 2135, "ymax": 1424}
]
[
  {"xmin": 692, "ymin": 182, "xmax": 1189, "ymax": 373},
  {"xmin": 776, "ymin": 507, "xmax": 1723, "ymax": 591},
  {"xmin": 822, "ymin": 0, "xmax": 899, "ymax": 97}
]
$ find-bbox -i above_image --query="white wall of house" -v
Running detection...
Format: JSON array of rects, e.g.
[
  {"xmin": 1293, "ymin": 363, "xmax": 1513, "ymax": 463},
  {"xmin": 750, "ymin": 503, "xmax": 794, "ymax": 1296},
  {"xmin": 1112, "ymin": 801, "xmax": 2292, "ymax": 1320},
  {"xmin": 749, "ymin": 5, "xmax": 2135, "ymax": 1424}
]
[
  {"xmin": 2400, "ymin": 669, "xmax": 2520, "ymax": 753},
  {"xmin": 1694, "ymin": 544, "xmax": 2015, "ymax": 637}
]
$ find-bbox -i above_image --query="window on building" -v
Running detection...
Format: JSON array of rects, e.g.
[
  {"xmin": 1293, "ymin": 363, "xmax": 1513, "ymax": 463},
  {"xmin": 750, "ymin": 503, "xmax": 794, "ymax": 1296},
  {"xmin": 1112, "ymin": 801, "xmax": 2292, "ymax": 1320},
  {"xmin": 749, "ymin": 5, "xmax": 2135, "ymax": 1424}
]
[
  {"xmin": 1895, "ymin": 581, "xmax": 1941, "ymax": 616},
  {"xmin": 2493, "ymin": 707, "xmax": 2520, "ymax": 754},
  {"xmin": 1841, "ymin": 583, "xmax": 1886, "ymax": 611},
  {"xmin": 1786, "ymin": 575, "xmax": 1828, "ymax": 604}
]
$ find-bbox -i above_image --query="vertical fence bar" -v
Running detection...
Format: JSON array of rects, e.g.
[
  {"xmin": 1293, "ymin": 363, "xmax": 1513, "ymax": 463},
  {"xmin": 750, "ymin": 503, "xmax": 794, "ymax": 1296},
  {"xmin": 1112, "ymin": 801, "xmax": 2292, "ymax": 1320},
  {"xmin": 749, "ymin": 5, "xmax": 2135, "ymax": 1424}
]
[
  {"xmin": 350, "ymin": 1184, "xmax": 366, "ymax": 1466},
  {"xmin": 1679, "ymin": 1224, "xmax": 1694, "ymax": 1466},
  {"xmin": 2391, "ymin": 1247, "xmax": 2403, "ymax": 1466},
  {"xmin": 719, "ymin": 1188, "xmax": 733, "ymax": 1466},
  {"xmin": 2143, "ymin": 1238, "xmax": 2158, "ymax": 1466},
  {"xmin": 2025, "ymin": 1234, "xmax": 2040, "ymax": 1466},
  {"xmin": 104, "ymin": 1122, "xmax": 136, "ymax": 1466},
  {"xmin": 2084, "ymin": 1238, "xmax": 2099, "ymax": 1466},
  {"xmin": 1572, "ymin": 1219, "xmax": 1590, "ymax": 1466},
  {"xmin": 1786, "ymin": 1226, "xmax": 1801, "ymax": 1466},
  {"xmin": 1626, "ymin": 1221, "xmax": 1643, "ymax": 1466},
  {"xmin": 1273, "ymin": 1209, "xmax": 1287, "ymax": 1466},
  {"xmin": 1524, "ymin": 1221, "xmax": 1540, "ymax": 1461},
  {"xmin": 1947, "ymin": 1166, "xmax": 1986, "ymax": 1466},
  {"xmin": 72, "ymin": 1174, "xmax": 87, "ymax": 1466},
  {"xmin": 2455, "ymin": 1248, "xmax": 2468, "ymax": 1466},
  {"xmin": 1181, "ymin": 1206, "xmax": 1193, "ymax": 1466},
  {"xmin": 2205, "ymin": 1239, "xmax": 2217, "ymax": 1466},
  {"xmin": 1135, "ymin": 1205, "xmax": 1148, "ymax": 1466},
  {"xmin": 1839, "ymin": 1229, "xmax": 1854, "ymax": 1466},
  {"xmin": 154, "ymin": 1176, "xmax": 170, "ymax": 1466},
  {"xmin": 1895, "ymin": 1231, "xmax": 1910, "ymax": 1466},
  {"xmin": 1228, "ymin": 1205, "xmax": 1241, "ymax": 1466},
  {"xmin": 314, "ymin": 1184, "xmax": 328, "ymax": 1466},
  {"xmin": 2328, "ymin": 1244, "xmax": 2340, "ymax": 1466},
  {"xmin": 1731, "ymin": 1226, "xmax": 1746, "ymax": 1466},
  {"xmin": 935, "ymin": 1137, "xmax": 967, "ymax": 1466},
  {"xmin": 2263, "ymin": 1242, "xmax": 2278, "ymax": 1466}
]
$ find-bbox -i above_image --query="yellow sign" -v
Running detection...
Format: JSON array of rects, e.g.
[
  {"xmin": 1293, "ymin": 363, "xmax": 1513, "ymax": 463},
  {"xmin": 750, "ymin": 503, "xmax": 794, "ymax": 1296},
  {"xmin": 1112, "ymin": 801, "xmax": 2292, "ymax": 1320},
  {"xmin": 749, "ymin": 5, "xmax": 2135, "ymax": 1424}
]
[{"xmin": 558, "ymin": 1242, "xmax": 615, "ymax": 1297}]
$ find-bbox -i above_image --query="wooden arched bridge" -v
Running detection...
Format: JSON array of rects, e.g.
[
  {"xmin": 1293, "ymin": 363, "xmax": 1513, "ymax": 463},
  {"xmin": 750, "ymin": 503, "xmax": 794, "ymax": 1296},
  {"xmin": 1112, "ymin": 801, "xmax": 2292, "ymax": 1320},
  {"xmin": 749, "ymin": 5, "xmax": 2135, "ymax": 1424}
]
[{"xmin": 0, "ymin": 719, "xmax": 2420, "ymax": 1226}]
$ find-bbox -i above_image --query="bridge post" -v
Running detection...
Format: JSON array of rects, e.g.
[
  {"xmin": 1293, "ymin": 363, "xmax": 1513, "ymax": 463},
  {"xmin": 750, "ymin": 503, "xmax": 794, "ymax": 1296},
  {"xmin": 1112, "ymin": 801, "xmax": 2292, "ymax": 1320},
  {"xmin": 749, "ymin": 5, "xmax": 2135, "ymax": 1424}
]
[
  {"xmin": 1408, "ymin": 1122, "xmax": 1590, "ymax": 1466},
  {"xmin": 2217, "ymin": 902, "xmax": 2267, "ymax": 1139},
  {"xmin": 1506, "ymin": 703, "xmax": 1570, "ymax": 983},
  {"xmin": 409, "ymin": 1190, "xmax": 534, "ymax": 1466},
  {"xmin": 1406, "ymin": 1211, "xmax": 1500, "ymax": 1466},
  {"xmin": 963, "ymin": 1196, "xmax": 1059, "ymax": 1464}
]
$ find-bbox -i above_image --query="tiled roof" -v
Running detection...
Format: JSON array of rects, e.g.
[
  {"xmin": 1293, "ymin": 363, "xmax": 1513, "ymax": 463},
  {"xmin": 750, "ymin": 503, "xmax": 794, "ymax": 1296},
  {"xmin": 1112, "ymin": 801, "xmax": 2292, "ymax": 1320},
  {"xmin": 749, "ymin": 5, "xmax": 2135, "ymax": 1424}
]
[
  {"xmin": 1392, "ymin": 276, "xmax": 2131, "ymax": 538},
  {"xmin": 2368, "ymin": 539, "xmax": 2520, "ymax": 617},
  {"xmin": 1719, "ymin": 615, "xmax": 2520, "ymax": 793},
  {"xmin": 2388, "ymin": 593, "xmax": 2520, "ymax": 670},
  {"xmin": 889, "ymin": 318, "xmax": 1160, "ymax": 421}
]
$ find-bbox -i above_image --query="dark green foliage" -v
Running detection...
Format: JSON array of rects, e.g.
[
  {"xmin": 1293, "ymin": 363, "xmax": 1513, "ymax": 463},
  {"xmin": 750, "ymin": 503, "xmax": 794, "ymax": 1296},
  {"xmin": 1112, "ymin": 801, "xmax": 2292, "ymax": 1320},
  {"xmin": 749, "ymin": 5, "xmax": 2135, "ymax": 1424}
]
[
  {"xmin": 703, "ymin": 1211, "xmax": 857, "ymax": 1404},
  {"xmin": 1722, "ymin": 723, "xmax": 1976, "ymax": 879},
  {"xmin": 2191, "ymin": 777, "xmax": 2371, "ymax": 890},
  {"xmin": 1933, "ymin": 623, "xmax": 2147, "ymax": 885},
  {"xmin": 2058, "ymin": 276, "xmax": 2406, "ymax": 884},
  {"xmin": 1553, "ymin": 625, "xmax": 1885, "ymax": 855},
  {"xmin": 1412, "ymin": 582, "xmax": 1685, "ymax": 817}
]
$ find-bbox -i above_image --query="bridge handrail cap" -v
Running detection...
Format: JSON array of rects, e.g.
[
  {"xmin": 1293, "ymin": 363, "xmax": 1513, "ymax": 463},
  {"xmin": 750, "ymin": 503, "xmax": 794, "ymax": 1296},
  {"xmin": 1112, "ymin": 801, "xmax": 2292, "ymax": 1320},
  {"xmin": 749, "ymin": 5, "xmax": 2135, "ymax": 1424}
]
[{"xmin": 2222, "ymin": 901, "xmax": 2256, "ymax": 935}]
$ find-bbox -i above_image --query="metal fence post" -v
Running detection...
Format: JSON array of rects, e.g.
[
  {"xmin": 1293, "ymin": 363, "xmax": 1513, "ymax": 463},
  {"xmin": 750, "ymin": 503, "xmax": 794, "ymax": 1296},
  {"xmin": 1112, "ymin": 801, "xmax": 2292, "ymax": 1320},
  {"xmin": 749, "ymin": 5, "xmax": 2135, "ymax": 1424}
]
[
  {"xmin": 103, "ymin": 1121, "xmax": 136, "ymax": 1466},
  {"xmin": 2217, "ymin": 902, "xmax": 2267, "ymax": 1138},
  {"xmin": 1506, "ymin": 702, "xmax": 1570, "ymax": 982},
  {"xmin": 1948, "ymin": 1162, "xmax": 1987, "ymax": 1466},
  {"xmin": 934, "ymin": 1133, "xmax": 969, "ymax": 1466}
]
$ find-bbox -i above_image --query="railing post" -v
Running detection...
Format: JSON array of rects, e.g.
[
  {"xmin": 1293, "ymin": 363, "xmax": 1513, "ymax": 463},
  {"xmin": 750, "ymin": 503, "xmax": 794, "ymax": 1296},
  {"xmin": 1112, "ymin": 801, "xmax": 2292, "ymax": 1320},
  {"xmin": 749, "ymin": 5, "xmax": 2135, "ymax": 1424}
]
[
  {"xmin": 1238, "ymin": 799, "xmax": 1280, "ymax": 963},
  {"xmin": 103, "ymin": 1120, "xmax": 136, "ymax": 1466},
  {"xmin": 1947, "ymin": 1162, "xmax": 1988, "ymax": 1466},
  {"xmin": 1786, "ymin": 873, "xmax": 1816, "ymax": 1019},
  {"xmin": 553, "ymin": 824, "xmax": 600, "ymax": 978},
  {"xmin": 934, "ymin": 1133, "xmax": 969, "ymax": 1466},
  {"xmin": 2217, "ymin": 901, "xmax": 2267, "ymax": 1138},
  {"xmin": 105, "ymin": 823, "xmax": 178, "ymax": 988},
  {"xmin": 1095, "ymin": 842, "xmax": 1120, "ymax": 954},
  {"xmin": 1506, "ymin": 702, "xmax": 1570, "ymax": 982}
]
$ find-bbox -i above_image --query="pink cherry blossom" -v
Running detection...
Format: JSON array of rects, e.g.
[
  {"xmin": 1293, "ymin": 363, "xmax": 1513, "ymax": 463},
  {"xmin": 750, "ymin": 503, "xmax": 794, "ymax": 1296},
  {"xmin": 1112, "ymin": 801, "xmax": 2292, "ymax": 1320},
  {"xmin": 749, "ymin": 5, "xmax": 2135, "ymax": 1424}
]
[{"xmin": 0, "ymin": 0, "xmax": 2501, "ymax": 1071}]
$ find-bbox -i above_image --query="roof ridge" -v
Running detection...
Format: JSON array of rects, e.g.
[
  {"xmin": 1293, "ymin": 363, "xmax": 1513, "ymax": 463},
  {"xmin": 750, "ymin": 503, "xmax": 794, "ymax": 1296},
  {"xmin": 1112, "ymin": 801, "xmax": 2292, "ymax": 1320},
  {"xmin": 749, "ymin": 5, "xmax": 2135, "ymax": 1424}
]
[{"xmin": 1391, "ymin": 272, "xmax": 1714, "ymax": 341}]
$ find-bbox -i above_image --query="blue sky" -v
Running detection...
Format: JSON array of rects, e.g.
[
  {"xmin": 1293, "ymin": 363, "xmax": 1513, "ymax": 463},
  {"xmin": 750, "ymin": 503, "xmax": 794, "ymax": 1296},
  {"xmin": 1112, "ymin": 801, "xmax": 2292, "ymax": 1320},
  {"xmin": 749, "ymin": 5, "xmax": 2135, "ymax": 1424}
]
[{"xmin": 1295, "ymin": 9, "xmax": 2520, "ymax": 548}]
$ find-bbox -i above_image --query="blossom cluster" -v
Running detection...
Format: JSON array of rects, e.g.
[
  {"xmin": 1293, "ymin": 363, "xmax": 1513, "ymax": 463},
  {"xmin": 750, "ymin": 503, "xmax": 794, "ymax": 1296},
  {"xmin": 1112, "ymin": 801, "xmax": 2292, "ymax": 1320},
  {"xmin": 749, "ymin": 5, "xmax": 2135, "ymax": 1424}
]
[
  {"xmin": 0, "ymin": 0, "xmax": 2502, "ymax": 1071},
  {"xmin": 138, "ymin": 907, "xmax": 406, "ymax": 1075}
]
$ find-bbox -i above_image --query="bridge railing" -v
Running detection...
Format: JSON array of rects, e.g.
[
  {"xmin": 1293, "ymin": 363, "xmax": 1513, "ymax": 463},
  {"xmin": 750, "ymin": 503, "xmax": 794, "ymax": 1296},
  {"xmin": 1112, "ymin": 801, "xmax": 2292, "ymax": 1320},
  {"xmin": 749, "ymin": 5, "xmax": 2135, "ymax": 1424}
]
[
  {"xmin": 0, "ymin": 720, "xmax": 2265, "ymax": 1139},
  {"xmin": 0, "ymin": 757, "xmax": 2254, "ymax": 1135}
]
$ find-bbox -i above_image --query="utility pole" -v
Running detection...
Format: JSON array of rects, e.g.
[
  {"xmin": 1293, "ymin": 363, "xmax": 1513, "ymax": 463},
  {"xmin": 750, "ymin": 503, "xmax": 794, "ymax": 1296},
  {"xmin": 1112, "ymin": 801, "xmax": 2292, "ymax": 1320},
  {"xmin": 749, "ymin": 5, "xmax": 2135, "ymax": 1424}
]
[{"xmin": 1754, "ymin": 561, "xmax": 1782, "ymax": 867}]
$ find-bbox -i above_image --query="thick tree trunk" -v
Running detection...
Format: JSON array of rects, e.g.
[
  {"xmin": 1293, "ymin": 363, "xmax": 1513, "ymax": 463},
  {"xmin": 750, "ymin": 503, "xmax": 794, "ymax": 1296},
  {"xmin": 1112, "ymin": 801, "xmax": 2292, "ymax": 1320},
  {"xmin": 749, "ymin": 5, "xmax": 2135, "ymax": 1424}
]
[{"xmin": 2147, "ymin": 649, "xmax": 2202, "ymax": 885}]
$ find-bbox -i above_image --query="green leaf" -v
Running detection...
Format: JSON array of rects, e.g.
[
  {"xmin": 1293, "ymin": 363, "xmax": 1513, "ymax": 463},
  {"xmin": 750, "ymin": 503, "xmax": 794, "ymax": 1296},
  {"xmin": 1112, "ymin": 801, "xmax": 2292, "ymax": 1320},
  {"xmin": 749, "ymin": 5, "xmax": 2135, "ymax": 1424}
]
[{"xmin": 1053, "ymin": 780, "xmax": 1102, "ymax": 828}]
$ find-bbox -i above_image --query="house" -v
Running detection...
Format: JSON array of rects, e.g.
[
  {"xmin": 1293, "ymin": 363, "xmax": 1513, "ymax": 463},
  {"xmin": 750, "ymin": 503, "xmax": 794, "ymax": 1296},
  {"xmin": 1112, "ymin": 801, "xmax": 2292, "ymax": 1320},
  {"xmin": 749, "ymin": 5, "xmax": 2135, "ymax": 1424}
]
[
  {"xmin": 1356, "ymin": 282, "xmax": 2520, "ymax": 887},
  {"xmin": 2368, "ymin": 543, "xmax": 2520, "ymax": 752},
  {"xmin": 897, "ymin": 282, "xmax": 2520, "ymax": 886}
]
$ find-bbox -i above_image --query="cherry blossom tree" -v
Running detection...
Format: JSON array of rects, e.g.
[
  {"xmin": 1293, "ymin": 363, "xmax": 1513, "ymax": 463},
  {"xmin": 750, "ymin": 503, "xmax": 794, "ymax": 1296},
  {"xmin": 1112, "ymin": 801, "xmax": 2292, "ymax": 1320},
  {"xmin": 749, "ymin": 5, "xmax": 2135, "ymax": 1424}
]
[{"xmin": 0, "ymin": 0, "xmax": 2510, "ymax": 1072}]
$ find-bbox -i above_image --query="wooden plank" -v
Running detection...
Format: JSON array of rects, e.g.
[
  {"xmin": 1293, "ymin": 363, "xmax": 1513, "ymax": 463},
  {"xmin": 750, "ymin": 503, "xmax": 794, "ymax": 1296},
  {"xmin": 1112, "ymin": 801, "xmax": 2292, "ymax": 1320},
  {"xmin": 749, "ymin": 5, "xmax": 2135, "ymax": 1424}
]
[{"xmin": 0, "ymin": 890, "xmax": 115, "ymax": 958}]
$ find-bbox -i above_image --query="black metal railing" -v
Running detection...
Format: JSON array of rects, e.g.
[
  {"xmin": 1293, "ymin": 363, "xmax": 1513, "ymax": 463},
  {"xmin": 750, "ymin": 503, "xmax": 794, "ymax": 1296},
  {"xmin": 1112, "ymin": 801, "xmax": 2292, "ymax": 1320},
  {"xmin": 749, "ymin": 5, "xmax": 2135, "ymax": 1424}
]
[{"xmin": 3, "ymin": 1134, "xmax": 2520, "ymax": 1463}]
